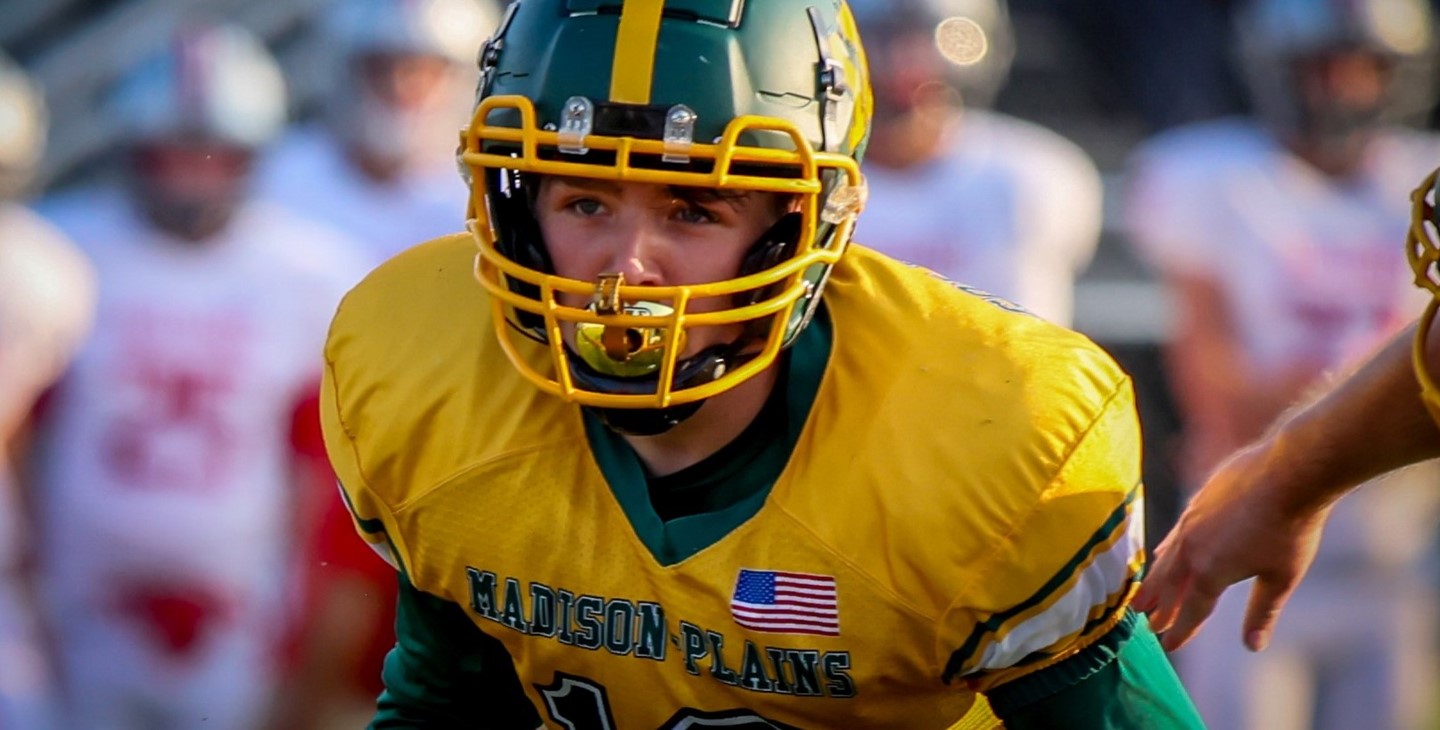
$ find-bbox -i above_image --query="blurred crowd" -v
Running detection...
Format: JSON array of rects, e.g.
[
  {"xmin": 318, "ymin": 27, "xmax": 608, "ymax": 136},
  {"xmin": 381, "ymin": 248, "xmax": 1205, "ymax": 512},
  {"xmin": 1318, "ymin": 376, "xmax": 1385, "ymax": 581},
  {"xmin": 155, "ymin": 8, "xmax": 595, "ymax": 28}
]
[{"xmin": 1, "ymin": 0, "xmax": 1439, "ymax": 728}]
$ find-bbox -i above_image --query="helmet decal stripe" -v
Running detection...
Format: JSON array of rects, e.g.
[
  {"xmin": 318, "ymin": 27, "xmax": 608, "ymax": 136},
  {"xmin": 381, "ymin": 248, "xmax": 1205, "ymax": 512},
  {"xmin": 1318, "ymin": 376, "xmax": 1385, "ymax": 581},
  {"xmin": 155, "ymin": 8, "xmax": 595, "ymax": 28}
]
[{"xmin": 609, "ymin": 0, "xmax": 666, "ymax": 104}]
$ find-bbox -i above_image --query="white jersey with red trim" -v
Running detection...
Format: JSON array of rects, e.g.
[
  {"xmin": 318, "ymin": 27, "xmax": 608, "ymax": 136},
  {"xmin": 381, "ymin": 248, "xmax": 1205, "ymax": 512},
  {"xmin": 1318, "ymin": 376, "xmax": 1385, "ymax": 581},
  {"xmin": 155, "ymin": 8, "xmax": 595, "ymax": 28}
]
[
  {"xmin": 1126, "ymin": 118, "xmax": 1440, "ymax": 564},
  {"xmin": 31, "ymin": 187, "xmax": 367, "ymax": 728},
  {"xmin": 1127, "ymin": 118, "xmax": 1437, "ymax": 375}
]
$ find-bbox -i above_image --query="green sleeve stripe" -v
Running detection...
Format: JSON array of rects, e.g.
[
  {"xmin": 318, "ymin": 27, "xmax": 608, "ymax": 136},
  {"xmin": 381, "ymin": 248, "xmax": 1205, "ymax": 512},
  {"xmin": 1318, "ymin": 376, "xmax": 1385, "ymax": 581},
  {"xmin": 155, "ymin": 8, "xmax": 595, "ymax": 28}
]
[
  {"xmin": 337, "ymin": 480, "xmax": 388, "ymax": 536},
  {"xmin": 944, "ymin": 482, "xmax": 1140, "ymax": 682},
  {"xmin": 336, "ymin": 480, "xmax": 409, "ymax": 578},
  {"xmin": 987, "ymin": 611, "xmax": 1204, "ymax": 728}
]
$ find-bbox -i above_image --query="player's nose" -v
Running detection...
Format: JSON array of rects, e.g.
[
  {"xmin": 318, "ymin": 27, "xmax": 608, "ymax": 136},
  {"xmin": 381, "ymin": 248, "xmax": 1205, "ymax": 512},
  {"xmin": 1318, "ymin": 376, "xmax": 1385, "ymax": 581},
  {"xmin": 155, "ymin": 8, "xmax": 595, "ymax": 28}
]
[{"xmin": 604, "ymin": 218, "xmax": 666, "ymax": 288}]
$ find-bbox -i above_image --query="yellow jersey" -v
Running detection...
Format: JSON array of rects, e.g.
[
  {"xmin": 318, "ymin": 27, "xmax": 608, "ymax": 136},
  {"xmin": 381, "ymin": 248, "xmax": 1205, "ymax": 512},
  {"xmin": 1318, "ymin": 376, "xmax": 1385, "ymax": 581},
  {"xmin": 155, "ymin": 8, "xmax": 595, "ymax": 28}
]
[{"xmin": 322, "ymin": 236, "xmax": 1144, "ymax": 729}]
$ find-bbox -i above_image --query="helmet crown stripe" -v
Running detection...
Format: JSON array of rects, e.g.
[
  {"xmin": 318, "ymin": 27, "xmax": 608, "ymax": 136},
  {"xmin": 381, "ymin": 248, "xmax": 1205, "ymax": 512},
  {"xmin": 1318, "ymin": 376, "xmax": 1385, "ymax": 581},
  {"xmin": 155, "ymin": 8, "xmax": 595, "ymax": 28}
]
[{"xmin": 610, "ymin": 0, "xmax": 667, "ymax": 104}]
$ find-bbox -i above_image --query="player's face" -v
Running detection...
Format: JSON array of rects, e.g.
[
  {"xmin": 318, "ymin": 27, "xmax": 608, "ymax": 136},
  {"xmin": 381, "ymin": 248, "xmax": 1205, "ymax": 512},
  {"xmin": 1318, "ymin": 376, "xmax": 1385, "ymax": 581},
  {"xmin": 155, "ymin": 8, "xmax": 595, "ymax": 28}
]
[
  {"xmin": 355, "ymin": 51, "xmax": 454, "ymax": 110},
  {"xmin": 133, "ymin": 139, "xmax": 250, "ymax": 194},
  {"xmin": 533, "ymin": 177, "xmax": 789, "ymax": 356},
  {"xmin": 130, "ymin": 139, "xmax": 252, "ymax": 241},
  {"xmin": 347, "ymin": 50, "xmax": 471, "ymax": 172},
  {"xmin": 869, "ymin": 30, "xmax": 955, "ymax": 121},
  {"xmin": 1293, "ymin": 50, "xmax": 1392, "ymax": 118}
]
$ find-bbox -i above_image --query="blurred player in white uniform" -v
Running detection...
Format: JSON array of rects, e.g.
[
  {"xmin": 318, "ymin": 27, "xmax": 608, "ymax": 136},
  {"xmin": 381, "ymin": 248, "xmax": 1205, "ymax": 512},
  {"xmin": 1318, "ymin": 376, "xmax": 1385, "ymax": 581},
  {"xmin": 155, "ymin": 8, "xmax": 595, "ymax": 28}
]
[
  {"xmin": 255, "ymin": 0, "xmax": 501, "ymax": 266},
  {"xmin": 254, "ymin": 2, "xmax": 500, "ymax": 727},
  {"xmin": 31, "ymin": 25, "xmax": 367, "ymax": 730},
  {"xmin": 849, "ymin": 0, "xmax": 1102, "ymax": 326},
  {"xmin": 1125, "ymin": 0, "xmax": 1440, "ymax": 727},
  {"xmin": 0, "ymin": 50, "xmax": 94, "ymax": 730}
]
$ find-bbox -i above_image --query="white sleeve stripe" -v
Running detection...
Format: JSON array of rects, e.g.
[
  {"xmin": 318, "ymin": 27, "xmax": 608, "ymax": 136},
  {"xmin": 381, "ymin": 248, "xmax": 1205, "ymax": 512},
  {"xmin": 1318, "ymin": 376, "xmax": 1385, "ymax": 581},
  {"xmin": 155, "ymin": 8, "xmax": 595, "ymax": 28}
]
[
  {"xmin": 970, "ymin": 495, "xmax": 1145, "ymax": 673},
  {"xmin": 367, "ymin": 540, "xmax": 400, "ymax": 570}
]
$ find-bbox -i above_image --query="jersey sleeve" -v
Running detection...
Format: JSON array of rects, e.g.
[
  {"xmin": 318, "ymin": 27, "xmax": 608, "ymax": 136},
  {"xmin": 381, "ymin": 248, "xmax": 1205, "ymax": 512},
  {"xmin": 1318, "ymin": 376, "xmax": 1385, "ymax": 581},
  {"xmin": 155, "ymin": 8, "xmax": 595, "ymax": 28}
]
[
  {"xmin": 937, "ymin": 376, "xmax": 1147, "ymax": 691},
  {"xmin": 373, "ymin": 574, "xmax": 542, "ymax": 728},
  {"xmin": 987, "ymin": 610, "xmax": 1204, "ymax": 728},
  {"xmin": 0, "ymin": 207, "xmax": 96, "ymax": 432},
  {"xmin": 320, "ymin": 352, "xmax": 411, "ymax": 575}
]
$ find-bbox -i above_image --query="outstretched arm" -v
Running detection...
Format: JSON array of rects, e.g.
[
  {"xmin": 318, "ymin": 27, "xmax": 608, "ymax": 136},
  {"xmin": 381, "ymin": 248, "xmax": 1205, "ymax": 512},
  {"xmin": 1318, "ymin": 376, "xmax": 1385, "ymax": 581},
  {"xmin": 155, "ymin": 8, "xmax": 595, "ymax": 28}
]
[{"xmin": 1134, "ymin": 319, "xmax": 1440, "ymax": 652}]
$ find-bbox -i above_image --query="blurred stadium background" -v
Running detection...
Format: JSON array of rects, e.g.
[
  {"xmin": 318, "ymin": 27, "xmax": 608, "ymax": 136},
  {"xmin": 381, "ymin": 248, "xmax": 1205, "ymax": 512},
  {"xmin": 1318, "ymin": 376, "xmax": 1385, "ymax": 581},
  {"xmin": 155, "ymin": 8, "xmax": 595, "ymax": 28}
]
[{"xmin": 2, "ymin": 0, "xmax": 1241, "ymax": 533}]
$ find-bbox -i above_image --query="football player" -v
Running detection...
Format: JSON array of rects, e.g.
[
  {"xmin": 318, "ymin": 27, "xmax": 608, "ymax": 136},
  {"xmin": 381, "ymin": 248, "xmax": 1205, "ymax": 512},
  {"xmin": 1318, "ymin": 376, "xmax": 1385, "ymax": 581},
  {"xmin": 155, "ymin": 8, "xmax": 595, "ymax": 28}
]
[
  {"xmin": 849, "ymin": 0, "xmax": 1102, "ymax": 327},
  {"xmin": 1123, "ymin": 0, "xmax": 1440, "ymax": 727},
  {"xmin": 321, "ymin": 1, "xmax": 1202, "ymax": 727},
  {"xmin": 255, "ymin": 0, "xmax": 503, "ymax": 265},
  {"xmin": 254, "ymin": 2, "xmax": 504, "ymax": 726},
  {"xmin": 30, "ymin": 23, "xmax": 368, "ymax": 730},
  {"xmin": 0, "ymin": 48, "xmax": 95, "ymax": 730}
]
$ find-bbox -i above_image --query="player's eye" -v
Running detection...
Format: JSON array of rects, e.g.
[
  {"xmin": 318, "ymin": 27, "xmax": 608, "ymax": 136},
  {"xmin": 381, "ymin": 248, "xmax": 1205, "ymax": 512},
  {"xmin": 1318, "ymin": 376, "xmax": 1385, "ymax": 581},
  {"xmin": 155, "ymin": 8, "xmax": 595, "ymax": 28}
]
[
  {"xmin": 673, "ymin": 204, "xmax": 718, "ymax": 225},
  {"xmin": 566, "ymin": 198, "xmax": 605, "ymax": 216}
]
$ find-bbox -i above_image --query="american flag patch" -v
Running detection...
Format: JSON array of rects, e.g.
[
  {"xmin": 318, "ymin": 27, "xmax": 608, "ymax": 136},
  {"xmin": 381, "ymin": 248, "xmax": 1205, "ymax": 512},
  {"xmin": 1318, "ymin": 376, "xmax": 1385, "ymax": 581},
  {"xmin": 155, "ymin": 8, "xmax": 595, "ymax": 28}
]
[{"xmin": 730, "ymin": 569, "xmax": 840, "ymax": 636}]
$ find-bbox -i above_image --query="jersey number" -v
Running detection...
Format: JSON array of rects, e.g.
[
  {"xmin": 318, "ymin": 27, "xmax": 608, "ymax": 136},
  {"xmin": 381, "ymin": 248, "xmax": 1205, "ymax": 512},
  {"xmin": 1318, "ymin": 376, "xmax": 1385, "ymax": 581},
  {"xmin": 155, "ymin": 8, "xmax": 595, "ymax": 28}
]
[
  {"xmin": 102, "ymin": 368, "xmax": 237, "ymax": 490},
  {"xmin": 537, "ymin": 673, "xmax": 800, "ymax": 730}
]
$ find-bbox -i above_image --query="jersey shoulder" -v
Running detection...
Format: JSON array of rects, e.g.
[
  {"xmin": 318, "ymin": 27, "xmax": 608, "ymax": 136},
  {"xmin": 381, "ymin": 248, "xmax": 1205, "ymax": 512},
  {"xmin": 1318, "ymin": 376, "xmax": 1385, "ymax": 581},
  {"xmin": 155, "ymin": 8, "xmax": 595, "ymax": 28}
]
[
  {"xmin": 235, "ymin": 200, "xmax": 371, "ymax": 282},
  {"xmin": 252, "ymin": 124, "xmax": 345, "ymax": 199},
  {"xmin": 816, "ymin": 244, "xmax": 1136, "ymax": 531},
  {"xmin": 961, "ymin": 110, "xmax": 1100, "ymax": 182},
  {"xmin": 1124, "ymin": 118, "xmax": 1277, "ymax": 271},
  {"xmin": 1127, "ymin": 117, "xmax": 1274, "ymax": 184},
  {"xmin": 812, "ymin": 247, "xmax": 1144, "ymax": 681},
  {"xmin": 831, "ymin": 244, "xmax": 1127, "ymax": 399},
  {"xmin": 321, "ymin": 235, "xmax": 573, "ymax": 561},
  {"xmin": 33, "ymin": 185, "xmax": 136, "ymax": 256},
  {"xmin": 1368, "ymin": 126, "xmax": 1440, "ymax": 194}
]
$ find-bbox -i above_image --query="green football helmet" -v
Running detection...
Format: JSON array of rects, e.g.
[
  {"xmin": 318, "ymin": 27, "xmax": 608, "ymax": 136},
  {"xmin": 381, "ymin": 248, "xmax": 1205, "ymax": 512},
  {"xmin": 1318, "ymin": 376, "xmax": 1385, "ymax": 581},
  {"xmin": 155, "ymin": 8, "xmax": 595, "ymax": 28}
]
[{"xmin": 460, "ymin": 0, "xmax": 872, "ymax": 431}]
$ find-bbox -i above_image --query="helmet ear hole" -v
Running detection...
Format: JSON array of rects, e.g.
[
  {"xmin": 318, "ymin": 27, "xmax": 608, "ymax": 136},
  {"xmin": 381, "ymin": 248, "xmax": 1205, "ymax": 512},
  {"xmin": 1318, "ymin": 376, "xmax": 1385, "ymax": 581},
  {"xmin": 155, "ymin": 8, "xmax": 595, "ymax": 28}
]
[
  {"xmin": 734, "ymin": 212, "xmax": 804, "ymax": 307},
  {"xmin": 486, "ymin": 167, "xmax": 553, "ymax": 332}
]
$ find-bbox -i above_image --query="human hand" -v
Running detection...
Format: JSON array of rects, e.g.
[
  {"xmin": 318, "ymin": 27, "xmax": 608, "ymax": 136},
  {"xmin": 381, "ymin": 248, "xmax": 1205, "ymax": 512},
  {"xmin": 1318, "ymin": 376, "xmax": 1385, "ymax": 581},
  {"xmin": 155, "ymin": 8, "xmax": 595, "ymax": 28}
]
[{"xmin": 1132, "ymin": 442, "xmax": 1330, "ymax": 653}]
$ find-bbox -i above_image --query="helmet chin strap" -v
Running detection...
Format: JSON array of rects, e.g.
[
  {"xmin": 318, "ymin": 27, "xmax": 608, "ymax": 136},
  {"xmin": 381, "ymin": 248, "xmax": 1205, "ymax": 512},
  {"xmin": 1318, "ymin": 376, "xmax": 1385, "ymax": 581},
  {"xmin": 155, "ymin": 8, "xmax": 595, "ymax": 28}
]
[{"xmin": 585, "ymin": 401, "xmax": 705, "ymax": 437}]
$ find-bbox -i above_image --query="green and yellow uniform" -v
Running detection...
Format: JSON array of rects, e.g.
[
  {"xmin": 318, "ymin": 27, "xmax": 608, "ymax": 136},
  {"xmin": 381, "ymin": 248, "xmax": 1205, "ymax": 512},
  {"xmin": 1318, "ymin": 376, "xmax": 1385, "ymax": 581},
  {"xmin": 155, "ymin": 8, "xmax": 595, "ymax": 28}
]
[{"xmin": 321, "ymin": 236, "xmax": 1201, "ymax": 728}]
